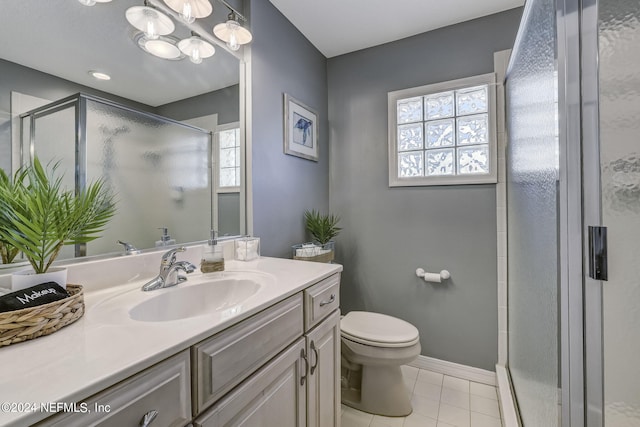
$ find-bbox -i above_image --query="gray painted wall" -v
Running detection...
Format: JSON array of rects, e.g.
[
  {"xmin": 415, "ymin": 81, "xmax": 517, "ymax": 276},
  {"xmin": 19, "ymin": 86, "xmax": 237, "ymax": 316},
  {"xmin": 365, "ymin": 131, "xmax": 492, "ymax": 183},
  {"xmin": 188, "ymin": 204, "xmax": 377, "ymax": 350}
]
[
  {"xmin": 157, "ymin": 84, "xmax": 240, "ymax": 125},
  {"xmin": 0, "ymin": 59, "xmax": 155, "ymax": 172},
  {"xmin": 247, "ymin": 0, "xmax": 329, "ymax": 258},
  {"xmin": 219, "ymin": 193, "xmax": 241, "ymax": 236},
  {"xmin": 0, "ymin": 59, "xmax": 240, "ymax": 173},
  {"xmin": 327, "ymin": 8, "xmax": 522, "ymax": 370}
]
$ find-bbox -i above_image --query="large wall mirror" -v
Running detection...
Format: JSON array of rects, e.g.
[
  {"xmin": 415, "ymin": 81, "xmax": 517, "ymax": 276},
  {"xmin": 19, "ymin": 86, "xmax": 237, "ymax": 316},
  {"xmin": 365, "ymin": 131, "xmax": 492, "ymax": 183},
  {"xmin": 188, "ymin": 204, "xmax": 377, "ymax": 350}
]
[{"xmin": 0, "ymin": 0, "xmax": 247, "ymax": 266}]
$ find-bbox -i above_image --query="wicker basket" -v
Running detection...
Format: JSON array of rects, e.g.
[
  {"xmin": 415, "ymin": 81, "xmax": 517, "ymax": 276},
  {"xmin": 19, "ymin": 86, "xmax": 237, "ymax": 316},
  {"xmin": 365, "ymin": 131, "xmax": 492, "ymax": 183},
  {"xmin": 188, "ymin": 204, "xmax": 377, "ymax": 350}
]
[
  {"xmin": 292, "ymin": 242, "xmax": 335, "ymax": 264},
  {"xmin": 0, "ymin": 284, "xmax": 84, "ymax": 347},
  {"xmin": 293, "ymin": 250, "xmax": 335, "ymax": 263}
]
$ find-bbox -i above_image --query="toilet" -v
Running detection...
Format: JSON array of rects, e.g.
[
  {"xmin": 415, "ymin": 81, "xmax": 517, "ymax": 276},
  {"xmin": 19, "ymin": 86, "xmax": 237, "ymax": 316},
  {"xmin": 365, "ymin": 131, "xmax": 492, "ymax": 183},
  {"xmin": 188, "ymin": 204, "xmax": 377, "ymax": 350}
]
[{"xmin": 340, "ymin": 311, "xmax": 421, "ymax": 417}]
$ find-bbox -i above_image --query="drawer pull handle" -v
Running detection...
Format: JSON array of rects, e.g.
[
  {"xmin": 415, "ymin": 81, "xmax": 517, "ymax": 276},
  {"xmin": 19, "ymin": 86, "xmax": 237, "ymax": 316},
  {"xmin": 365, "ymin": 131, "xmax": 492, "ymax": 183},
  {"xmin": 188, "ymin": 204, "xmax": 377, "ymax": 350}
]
[
  {"xmin": 310, "ymin": 341, "xmax": 319, "ymax": 375},
  {"xmin": 300, "ymin": 349, "xmax": 309, "ymax": 386},
  {"xmin": 140, "ymin": 410, "xmax": 158, "ymax": 427},
  {"xmin": 319, "ymin": 294, "xmax": 335, "ymax": 307}
]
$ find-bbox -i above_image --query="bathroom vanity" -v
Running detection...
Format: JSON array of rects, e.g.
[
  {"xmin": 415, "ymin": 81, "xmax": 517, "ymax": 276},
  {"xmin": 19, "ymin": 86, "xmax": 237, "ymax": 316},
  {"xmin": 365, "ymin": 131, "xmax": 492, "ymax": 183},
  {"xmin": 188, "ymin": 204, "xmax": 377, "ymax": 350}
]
[{"xmin": 0, "ymin": 255, "xmax": 341, "ymax": 427}]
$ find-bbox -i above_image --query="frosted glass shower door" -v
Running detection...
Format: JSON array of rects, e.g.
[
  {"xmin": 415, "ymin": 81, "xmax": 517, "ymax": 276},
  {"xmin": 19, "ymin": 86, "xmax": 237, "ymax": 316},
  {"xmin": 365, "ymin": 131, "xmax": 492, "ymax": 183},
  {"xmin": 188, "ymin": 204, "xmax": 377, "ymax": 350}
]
[
  {"xmin": 505, "ymin": 0, "xmax": 560, "ymax": 425},
  {"xmin": 597, "ymin": 0, "xmax": 640, "ymax": 425},
  {"xmin": 84, "ymin": 98, "xmax": 212, "ymax": 255}
]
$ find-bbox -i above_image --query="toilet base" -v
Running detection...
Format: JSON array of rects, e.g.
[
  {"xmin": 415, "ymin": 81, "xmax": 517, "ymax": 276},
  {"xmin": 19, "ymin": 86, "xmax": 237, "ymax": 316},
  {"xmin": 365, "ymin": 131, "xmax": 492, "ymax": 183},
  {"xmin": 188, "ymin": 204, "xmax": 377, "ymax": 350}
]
[{"xmin": 341, "ymin": 364, "xmax": 412, "ymax": 417}]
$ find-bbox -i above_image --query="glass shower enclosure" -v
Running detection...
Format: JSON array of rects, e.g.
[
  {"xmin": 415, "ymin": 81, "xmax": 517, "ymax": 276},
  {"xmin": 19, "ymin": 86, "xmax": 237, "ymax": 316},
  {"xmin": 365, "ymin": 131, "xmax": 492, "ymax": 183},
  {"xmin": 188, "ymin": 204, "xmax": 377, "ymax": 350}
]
[
  {"xmin": 20, "ymin": 93, "xmax": 213, "ymax": 259},
  {"xmin": 506, "ymin": 0, "xmax": 640, "ymax": 425}
]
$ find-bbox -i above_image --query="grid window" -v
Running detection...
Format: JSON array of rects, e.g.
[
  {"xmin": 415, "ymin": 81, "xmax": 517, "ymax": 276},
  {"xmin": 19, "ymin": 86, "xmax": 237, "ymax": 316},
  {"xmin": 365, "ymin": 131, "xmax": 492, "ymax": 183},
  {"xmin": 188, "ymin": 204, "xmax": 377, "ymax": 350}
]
[
  {"xmin": 388, "ymin": 74, "xmax": 496, "ymax": 186},
  {"xmin": 217, "ymin": 127, "xmax": 241, "ymax": 189}
]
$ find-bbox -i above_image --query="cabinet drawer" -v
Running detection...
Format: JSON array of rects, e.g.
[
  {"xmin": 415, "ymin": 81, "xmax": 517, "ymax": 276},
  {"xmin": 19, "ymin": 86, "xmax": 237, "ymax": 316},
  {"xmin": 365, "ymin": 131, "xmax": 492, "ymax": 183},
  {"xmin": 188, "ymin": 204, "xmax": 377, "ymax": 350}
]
[
  {"xmin": 37, "ymin": 350, "xmax": 191, "ymax": 427},
  {"xmin": 193, "ymin": 293, "xmax": 303, "ymax": 413},
  {"xmin": 304, "ymin": 273, "xmax": 341, "ymax": 331},
  {"xmin": 193, "ymin": 338, "xmax": 306, "ymax": 427}
]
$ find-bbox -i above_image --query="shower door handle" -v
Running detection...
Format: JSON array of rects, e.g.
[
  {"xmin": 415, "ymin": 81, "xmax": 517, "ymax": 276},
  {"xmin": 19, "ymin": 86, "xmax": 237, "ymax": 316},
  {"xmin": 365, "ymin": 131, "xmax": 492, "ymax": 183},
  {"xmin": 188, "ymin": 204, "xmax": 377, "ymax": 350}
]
[{"xmin": 588, "ymin": 226, "xmax": 608, "ymax": 281}]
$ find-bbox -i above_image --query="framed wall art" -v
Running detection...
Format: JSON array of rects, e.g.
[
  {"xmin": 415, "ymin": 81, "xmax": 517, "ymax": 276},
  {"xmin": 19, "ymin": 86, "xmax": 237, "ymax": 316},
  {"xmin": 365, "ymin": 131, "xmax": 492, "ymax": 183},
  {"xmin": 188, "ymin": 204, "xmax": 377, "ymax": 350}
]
[{"xmin": 283, "ymin": 94, "xmax": 319, "ymax": 161}]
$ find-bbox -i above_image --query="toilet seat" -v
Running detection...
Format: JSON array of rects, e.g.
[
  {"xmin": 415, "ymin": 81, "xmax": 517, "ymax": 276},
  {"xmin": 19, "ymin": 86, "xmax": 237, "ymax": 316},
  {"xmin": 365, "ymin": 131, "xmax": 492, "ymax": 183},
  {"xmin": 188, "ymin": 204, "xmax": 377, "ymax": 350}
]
[{"xmin": 341, "ymin": 311, "xmax": 419, "ymax": 348}]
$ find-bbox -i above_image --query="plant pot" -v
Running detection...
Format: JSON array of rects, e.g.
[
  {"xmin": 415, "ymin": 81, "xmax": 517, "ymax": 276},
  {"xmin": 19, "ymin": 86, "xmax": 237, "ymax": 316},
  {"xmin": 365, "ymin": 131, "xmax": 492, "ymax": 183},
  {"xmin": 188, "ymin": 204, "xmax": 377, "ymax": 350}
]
[
  {"xmin": 11, "ymin": 267, "xmax": 68, "ymax": 292},
  {"xmin": 292, "ymin": 241, "xmax": 335, "ymax": 263},
  {"xmin": 0, "ymin": 260, "xmax": 30, "ymax": 271}
]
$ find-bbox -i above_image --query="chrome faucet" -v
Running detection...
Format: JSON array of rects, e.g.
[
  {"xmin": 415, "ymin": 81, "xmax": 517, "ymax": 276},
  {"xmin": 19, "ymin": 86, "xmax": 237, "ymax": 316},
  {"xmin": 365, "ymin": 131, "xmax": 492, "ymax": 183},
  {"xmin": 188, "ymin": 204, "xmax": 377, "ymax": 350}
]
[
  {"xmin": 141, "ymin": 247, "xmax": 197, "ymax": 292},
  {"xmin": 117, "ymin": 240, "xmax": 141, "ymax": 255}
]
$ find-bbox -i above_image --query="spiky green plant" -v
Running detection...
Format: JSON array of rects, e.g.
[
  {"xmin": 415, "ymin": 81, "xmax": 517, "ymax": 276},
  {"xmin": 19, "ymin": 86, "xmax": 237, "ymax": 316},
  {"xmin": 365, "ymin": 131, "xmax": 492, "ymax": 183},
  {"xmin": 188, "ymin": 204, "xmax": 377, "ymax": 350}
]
[
  {"xmin": 0, "ymin": 168, "xmax": 19, "ymax": 265},
  {"xmin": 0, "ymin": 157, "xmax": 116, "ymax": 274},
  {"xmin": 303, "ymin": 209, "xmax": 342, "ymax": 245}
]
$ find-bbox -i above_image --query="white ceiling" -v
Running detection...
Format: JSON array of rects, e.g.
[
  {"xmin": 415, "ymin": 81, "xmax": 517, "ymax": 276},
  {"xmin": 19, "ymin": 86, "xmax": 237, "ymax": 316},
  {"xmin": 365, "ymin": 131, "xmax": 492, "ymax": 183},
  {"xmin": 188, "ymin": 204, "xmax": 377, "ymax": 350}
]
[
  {"xmin": 0, "ymin": 0, "xmax": 524, "ymax": 107},
  {"xmin": 269, "ymin": 0, "xmax": 525, "ymax": 58},
  {"xmin": 0, "ymin": 0, "xmax": 240, "ymax": 107}
]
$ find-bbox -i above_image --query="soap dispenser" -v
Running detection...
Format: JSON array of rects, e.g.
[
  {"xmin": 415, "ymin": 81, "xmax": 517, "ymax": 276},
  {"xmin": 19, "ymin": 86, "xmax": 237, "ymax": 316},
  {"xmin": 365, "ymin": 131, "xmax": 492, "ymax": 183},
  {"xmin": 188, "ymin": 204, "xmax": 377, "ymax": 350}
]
[
  {"xmin": 201, "ymin": 230, "xmax": 224, "ymax": 273},
  {"xmin": 155, "ymin": 227, "xmax": 176, "ymax": 247}
]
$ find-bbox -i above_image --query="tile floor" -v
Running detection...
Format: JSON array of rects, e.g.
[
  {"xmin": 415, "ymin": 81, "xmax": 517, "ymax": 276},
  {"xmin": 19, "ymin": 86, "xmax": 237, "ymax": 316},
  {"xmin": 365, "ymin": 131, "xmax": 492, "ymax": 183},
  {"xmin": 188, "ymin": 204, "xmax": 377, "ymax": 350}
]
[{"xmin": 341, "ymin": 365, "xmax": 502, "ymax": 427}]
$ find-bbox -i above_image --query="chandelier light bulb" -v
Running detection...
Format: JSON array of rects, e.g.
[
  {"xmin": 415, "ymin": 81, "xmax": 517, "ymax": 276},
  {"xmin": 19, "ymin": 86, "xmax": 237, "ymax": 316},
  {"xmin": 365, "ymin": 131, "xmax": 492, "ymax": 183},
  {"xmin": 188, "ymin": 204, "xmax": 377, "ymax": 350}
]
[
  {"xmin": 145, "ymin": 19, "xmax": 158, "ymax": 39},
  {"xmin": 227, "ymin": 24, "xmax": 240, "ymax": 51},
  {"xmin": 190, "ymin": 48, "xmax": 202, "ymax": 64},
  {"xmin": 180, "ymin": 0, "xmax": 195, "ymax": 23}
]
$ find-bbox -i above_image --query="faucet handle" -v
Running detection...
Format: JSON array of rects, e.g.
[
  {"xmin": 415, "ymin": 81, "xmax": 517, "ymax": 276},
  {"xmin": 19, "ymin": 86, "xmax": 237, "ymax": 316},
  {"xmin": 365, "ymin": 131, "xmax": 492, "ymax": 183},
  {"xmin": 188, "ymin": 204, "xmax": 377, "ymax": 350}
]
[
  {"xmin": 117, "ymin": 240, "xmax": 140, "ymax": 255},
  {"xmin": 161, "ymin": 246, "xmax": 186, "ymax": 265}
]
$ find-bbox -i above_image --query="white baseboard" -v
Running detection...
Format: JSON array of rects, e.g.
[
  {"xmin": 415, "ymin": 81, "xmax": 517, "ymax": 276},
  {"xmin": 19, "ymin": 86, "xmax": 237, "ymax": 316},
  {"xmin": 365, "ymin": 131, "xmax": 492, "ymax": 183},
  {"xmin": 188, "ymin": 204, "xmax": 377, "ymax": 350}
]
[
  {"xmin": 496, "ymin": 365, "xmax": 520, "ymax": 427},
  {"xmin": 408, "ymin": 355, "xmax": 496, "ymax": 386}
]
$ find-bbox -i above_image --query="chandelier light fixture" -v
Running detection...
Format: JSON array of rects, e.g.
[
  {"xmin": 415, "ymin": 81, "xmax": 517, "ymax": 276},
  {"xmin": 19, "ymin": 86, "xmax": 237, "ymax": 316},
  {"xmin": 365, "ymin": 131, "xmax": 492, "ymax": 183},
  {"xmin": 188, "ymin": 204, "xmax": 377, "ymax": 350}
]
[
  {"xmin": 178, "ymin": 32, "xmax": 216, "ymax": 64},
  {"xmin": 135, "ymin": 33, "xmax": 184, "ymax": 60},
  {"xmin": 162, "ymin": 0, "xmax": 212, "ymax": 24},
  {"xmin": 126, "ymin": 1, "xmax": 175, "ymax": 40},
  {"xmin": 213, "ymin": 9, "xmax": 252, "ymax": 51},
  {"xmin": 79, "ymin": 0, "xmax": 253, "ymax": 62}
]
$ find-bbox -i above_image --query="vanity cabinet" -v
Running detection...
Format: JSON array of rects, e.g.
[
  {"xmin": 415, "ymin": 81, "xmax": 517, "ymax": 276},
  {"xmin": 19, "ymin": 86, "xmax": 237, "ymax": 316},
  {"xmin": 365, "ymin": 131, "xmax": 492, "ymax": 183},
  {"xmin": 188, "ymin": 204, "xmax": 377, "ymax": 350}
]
[
  {"xmin": 194, "ymin": 273, "xmax": 341, "ymax": 427},
  {"xmin": 192, "ymin": 294, "xmax": 303, "ymax": 413},
  {"xmin": 194, "ymin": 303, "xmax": 340, "ymax": 427},
  {"xmin": 193, "ymin": 338, "xmax": 307, "ymax": 427},
  {"xmin": 36, "ymin": 350, "xmax": 191, "ymax": 427},
  {"xmin": 36, "ymin": 272, "xmax": 341, "ymax": 427}
]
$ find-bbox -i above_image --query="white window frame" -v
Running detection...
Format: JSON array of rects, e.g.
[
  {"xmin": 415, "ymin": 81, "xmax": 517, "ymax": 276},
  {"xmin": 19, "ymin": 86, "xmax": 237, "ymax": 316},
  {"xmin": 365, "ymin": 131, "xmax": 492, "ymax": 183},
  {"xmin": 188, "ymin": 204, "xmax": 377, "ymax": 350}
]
[
  {"xmin": 388, "ymin": 73, "xmax": 497, "ymax": 187},
  {"xmin": 214, "ymin": 122, "xmax": 241, "ymax": 193}
]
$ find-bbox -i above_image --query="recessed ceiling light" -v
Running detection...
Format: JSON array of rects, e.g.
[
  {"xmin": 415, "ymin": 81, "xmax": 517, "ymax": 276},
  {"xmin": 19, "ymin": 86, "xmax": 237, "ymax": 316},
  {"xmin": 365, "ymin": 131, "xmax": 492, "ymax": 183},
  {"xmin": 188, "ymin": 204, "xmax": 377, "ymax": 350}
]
[{"xmin": 89, "ymin": 71, "xmax": 111, "ymax": 80}]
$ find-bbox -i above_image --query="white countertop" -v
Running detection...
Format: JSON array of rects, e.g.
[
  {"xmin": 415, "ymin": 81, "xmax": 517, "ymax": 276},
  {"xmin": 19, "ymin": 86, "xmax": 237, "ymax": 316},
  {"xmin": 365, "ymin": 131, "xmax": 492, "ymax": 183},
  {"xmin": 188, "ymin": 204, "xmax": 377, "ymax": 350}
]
[{"xmin": 0, "ymin": 257, "xmax": 342, "ymax": 427}]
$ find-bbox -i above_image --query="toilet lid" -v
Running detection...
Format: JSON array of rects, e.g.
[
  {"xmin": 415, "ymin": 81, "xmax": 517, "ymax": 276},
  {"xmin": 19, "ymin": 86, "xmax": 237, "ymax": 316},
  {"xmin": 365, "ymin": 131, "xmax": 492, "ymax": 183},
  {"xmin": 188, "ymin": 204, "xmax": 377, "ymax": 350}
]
[{"xmin": 341, "ymin": 311, "xmax": 419, "ymax": 346}]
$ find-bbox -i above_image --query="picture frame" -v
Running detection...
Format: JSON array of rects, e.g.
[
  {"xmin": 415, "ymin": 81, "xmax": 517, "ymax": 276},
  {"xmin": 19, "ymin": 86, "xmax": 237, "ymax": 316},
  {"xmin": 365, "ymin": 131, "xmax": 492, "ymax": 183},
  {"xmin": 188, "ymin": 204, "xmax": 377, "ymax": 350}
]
[{"xmin": 283, "ymin": 93, "xmax": 319, "ymax": 162}]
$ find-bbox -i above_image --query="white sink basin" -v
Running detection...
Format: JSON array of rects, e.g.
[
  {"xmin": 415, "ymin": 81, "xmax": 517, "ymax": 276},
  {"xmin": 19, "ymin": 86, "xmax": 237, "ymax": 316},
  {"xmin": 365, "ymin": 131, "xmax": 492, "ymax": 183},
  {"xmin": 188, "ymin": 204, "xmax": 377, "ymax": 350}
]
[{"xmin": 129, "ymin": 278, "xmax": 262, "ymax": 322}]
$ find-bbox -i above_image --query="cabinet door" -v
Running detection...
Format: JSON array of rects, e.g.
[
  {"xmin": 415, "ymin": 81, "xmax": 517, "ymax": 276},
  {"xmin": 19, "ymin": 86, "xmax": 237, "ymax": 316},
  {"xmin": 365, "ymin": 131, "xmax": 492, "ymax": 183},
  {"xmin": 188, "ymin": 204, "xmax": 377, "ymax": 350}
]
[
  {"xmin": 306, "ymin": 310, "xmax": 340, "ymax": 427},
  {"xmin": 193, "ymin": 293, "xmax": 303, "ymax": 413},
  {"xmin": 194, "ymin": 338, "xmax": 307, "ymax": 427},
  {"xmin": 36, "ymin": 350, "xmax": 191, "ymax": 427}
]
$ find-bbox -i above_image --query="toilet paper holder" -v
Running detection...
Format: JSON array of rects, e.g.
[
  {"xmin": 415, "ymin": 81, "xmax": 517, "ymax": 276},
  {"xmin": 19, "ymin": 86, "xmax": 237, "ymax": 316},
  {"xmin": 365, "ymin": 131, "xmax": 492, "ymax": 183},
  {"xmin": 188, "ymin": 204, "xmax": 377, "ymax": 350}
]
[{"xmin": 416, "ymin": 268, "xmax": 450, "ymax": 283}]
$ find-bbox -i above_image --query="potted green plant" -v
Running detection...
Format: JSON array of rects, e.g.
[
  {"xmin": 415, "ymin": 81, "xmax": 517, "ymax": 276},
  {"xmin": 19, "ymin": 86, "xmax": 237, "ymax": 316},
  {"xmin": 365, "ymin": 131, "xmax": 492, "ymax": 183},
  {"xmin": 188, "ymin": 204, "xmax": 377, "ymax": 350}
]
[
  {"xmin": 292, "ymin": 209, "xmax": 342, "ymax": 263},
  {"xmin": 0, "ymin": 169, "xmax": 21, "ymax": 266},
  {"xmin": 0, "ymin": 157, "xmax": 116, "ymax": 291}
]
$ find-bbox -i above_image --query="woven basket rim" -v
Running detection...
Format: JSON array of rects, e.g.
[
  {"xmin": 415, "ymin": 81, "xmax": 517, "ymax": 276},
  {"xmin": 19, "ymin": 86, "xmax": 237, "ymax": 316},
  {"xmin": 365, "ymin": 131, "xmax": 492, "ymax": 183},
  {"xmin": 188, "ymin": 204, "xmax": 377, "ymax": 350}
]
[{"xmin": 0, "ymin": 284, "xmax": 83, "ymax": 317}]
